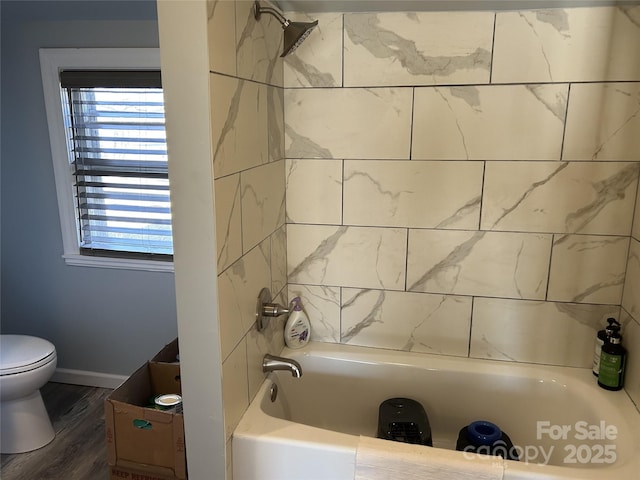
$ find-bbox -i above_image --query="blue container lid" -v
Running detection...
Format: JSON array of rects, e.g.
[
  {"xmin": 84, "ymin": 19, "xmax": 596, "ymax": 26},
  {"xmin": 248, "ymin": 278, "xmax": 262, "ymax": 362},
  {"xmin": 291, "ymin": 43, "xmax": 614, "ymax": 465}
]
[{"xmin": 467, "ymin": 420, "xmax": 502, "ymax": 446}]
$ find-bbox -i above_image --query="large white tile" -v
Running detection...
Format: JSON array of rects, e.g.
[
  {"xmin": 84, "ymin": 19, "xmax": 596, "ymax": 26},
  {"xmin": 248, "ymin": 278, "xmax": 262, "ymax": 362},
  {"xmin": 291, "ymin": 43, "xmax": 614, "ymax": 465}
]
[
  {"xmin": 407, "ymin": 230, "xmax": 551, "ymax": 300},
  {"xmin": 267, "ymin": 85, "xmax": 285, "ymax": 163},
  {"xmin": 412, "ymin": 85, "xmax": 567, "ymax": 160},
  {"xmin": 471, "ymin": 298, "xmax": 618, "ymax": 367},
  {"xmin": 564, "ymin": 83, "xmax": 640, "ymax": 161},
  {"xmin": 482, "ymin": 162, "xmax": 640, "ymax": 235},
  {"xmin": 218, "ymin": 241, "xmax": 271, "ymax": 361},
  {"xmin": 211, "ymin": 74, "xmax": 268, "ymax": 178},
  {"xmin": 493, "ymin": 7, "xmax": 640, "ymax": 83},
  {"xmin": 235, "ymin": 0, "xmax": 283, "ymax": 86},
  {"xmin": 341, "ymin": 289, "xmax": 472, "ymax": 356},
  {"xmin": 287, "ymin": 224, "xmax": 407, "ymax": 290},
  {"xmin": 288, "ymin": 284, "xmax": 341, "ymax": 343},
  {"xmin": 207, "ymin": 0, "xmax": 237, "ymax": 76},
  {"xmin": 622, "ymin": 239, "xmax": 640, "ymax": 319},
  {"xmin": 285, "ymin": 88, "xmax": 413, "ymax": 159},
  {"xmin": 270, "ymin": 225, "xmax": 287, "ymax": 296},
  {"xmin": 547, "ymin": 235, "xmax": 629, "ymax": 305},
  {"xmin": 241, "ymin": 160, "xmax": 285, "ymax": 252},
  {"xmin": 286, "ymin": 159, "xmax": 342, "ymax": 224},
  {"xmin": 246, "ymin": 312, "xmax": 285, "ymax": 402},
  {"xmin": 214, "ymin": 174, "xmax": 242, "ymax": 272},
  {"xmin": 245, "ymin": 326, "xmax": 272, "ymax": 403},
  {"xmin": 343, "ymin": 11, "xmax": 494, "ymax": 87},
  {"xmin": 284, "ymin": 12, "xmax": 343, "ymax": 88},
  {"xmin": 343, "ymin": 160, "xmax": 483, "ymax": 229},
  {"xmin": 222, "ymin": 340, "xmax": 248, "ymax": 441}
]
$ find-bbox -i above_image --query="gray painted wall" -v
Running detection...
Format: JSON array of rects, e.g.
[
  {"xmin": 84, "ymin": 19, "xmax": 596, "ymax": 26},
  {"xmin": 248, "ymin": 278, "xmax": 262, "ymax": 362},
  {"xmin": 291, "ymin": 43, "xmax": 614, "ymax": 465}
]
[{"xmin": 1, "ymin": 1, "xmax": 178, "ymax": 376}]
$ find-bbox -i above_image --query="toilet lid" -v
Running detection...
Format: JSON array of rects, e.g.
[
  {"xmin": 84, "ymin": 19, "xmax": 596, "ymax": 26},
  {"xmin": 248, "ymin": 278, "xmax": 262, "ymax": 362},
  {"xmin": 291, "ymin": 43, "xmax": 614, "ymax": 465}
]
[{"xmin": 0, "ymin": 335, "xmax": 56, "ymax": 374}]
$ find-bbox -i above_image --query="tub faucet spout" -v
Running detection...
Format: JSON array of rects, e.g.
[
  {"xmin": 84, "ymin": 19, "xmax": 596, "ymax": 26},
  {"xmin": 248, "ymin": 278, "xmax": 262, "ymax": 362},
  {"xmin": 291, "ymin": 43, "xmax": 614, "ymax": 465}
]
[{"xmin": 262, "ymin": 354, "xmax": 303, "ymax": 378}]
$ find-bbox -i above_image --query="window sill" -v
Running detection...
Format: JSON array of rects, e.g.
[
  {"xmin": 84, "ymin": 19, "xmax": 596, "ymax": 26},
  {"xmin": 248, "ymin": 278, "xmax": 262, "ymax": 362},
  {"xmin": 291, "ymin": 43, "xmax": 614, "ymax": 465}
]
[{"xmin": 63, "ymin": 254, "xmax": 174, "ymax": 273}]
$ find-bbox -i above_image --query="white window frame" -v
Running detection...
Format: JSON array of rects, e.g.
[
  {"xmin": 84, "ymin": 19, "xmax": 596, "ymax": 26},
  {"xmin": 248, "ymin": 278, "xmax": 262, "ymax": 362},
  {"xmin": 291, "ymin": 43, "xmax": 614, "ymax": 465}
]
[{"xmin": 40, "ymin": 48, "xmax": 173, "ymax": 272}]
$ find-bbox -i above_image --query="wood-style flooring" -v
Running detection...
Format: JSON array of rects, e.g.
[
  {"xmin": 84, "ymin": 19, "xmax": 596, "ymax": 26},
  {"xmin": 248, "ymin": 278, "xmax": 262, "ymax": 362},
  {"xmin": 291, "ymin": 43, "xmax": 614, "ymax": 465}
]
[{"xmin": 1, "ymin": 382, "xmax": 112, "ymax": 480}]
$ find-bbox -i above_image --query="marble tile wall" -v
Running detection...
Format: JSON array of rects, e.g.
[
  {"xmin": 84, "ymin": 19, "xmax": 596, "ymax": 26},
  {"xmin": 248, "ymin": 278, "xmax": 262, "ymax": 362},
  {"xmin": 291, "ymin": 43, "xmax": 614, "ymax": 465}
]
[
  {"xmin": 206, "ymin": 4, "xmax": 640, "ymax": 461},
  {"xmin": 283, "ymin": 5, "xmax": 640, "ymax": 391},
  {"xmin": 207, "ymin": 0, "xmax": 286, "ymax": 462}
]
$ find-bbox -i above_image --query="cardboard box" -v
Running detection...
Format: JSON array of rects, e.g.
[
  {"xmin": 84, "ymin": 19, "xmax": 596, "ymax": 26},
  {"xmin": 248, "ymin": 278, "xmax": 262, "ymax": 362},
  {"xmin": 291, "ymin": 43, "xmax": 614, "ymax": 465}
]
[
  {"xmin": 110, "ymin": 464, "xmax": 183, "ymax": 480},
  {"xmin": 105, "ymin": 360, "xmax": 186, "ymax": 479}
]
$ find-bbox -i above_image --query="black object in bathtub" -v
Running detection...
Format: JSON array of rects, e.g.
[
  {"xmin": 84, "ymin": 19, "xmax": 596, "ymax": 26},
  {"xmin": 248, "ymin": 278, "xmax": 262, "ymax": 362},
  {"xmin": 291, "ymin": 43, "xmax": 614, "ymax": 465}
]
[{"xmin": 377, "ymin": 397, "xmax": 433, "ymax": 446}]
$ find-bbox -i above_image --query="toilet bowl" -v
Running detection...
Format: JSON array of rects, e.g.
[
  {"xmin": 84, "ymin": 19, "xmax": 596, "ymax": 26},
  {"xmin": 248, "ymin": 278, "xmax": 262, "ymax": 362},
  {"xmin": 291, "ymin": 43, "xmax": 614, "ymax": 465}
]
[{"xmin": 0, "ymin": 334, "xmax": 57, "ymax": 453}]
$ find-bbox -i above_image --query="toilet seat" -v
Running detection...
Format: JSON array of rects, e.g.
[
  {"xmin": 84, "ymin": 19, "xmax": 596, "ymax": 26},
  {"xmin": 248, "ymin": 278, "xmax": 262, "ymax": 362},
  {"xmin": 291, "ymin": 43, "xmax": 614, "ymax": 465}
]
[{"xmin": 0, "ymin": 335, "xmax": 57, "ymax": 376}]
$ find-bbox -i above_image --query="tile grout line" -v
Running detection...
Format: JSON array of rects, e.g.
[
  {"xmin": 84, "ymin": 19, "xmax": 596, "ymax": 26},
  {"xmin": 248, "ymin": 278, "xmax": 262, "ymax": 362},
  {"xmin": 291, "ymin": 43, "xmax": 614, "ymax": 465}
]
[
  {"xmin": 409, "ymin": 87, "xmax": 415, "ymax": 160},
  {"xmin": 404, "ymin": 228, "xmax": 410, "ymax": 293},
  {"xmin": 341, "ymin": 13, "xmax": 345, "ymax": 88},
  {"xmin": 490, "ymin": 12, "xmax": 497, "ymax": 85},
  {"xmin": 544, "ymin": 234, "xmax": 556, "ymax": 302},
  {"xmin": 559, "ymin": 83, "xmax": 572, "ymax": 161},
  {"xmin": 468, "ymin": 296, "xmax": 476, "ymax": 358},
  {"xmin": 339, "ymin": 286, "xmax": 344, "ymax": 344},
  {"xmin": 478, "ymin": 161, "xmax": 487, "ymax": 232}
]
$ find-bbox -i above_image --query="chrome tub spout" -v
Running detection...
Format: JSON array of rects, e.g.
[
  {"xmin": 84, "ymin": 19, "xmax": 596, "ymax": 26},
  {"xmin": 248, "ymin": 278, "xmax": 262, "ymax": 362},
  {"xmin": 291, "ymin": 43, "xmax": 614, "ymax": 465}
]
[{"xmin": 262, "ymin": 354, "xmax": 303, "ymax": 378}]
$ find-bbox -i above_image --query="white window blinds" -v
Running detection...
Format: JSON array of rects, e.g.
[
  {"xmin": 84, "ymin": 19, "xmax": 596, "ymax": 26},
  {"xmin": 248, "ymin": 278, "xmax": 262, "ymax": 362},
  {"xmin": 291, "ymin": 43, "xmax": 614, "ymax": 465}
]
[{"xmin": 60, "ymin": 70, "xmax": 172, "ymax": 259}]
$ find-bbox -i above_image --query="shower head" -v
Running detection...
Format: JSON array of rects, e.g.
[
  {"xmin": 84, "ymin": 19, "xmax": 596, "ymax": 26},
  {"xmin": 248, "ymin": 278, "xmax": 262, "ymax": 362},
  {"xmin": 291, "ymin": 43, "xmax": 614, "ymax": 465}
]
[
  {"xmin": 281, "ymin": 18, "xmax": 319, "ymax": 57},
  {"xmin": 253, "ymin": 1, "xmax": 318, "ymax": 57}
]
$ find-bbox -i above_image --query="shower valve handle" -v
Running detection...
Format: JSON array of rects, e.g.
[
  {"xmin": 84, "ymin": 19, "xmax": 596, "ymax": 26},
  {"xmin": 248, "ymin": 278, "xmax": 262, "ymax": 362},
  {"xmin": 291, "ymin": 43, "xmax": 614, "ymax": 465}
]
[
  {"xmin": 262, "ymin": 303, "xmax": 290, "ymax": 318},
  {"xmin": 256, "ymin": 288, "xmax": 290, "ymax": 332}
]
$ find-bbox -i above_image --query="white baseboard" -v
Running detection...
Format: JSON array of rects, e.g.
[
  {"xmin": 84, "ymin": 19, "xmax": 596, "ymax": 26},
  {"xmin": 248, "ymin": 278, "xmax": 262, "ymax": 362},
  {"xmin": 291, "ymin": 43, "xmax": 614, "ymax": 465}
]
[{"xmin": 52, "ymin": 368, "xmax": 128, "ymax": 389}]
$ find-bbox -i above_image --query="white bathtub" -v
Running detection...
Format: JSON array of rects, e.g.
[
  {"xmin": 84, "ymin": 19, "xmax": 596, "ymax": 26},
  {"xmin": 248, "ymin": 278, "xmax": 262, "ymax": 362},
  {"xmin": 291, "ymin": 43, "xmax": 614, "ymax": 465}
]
[{"xmin": 233, "ymin": 343, "xmax": 640, "ymax": 480}]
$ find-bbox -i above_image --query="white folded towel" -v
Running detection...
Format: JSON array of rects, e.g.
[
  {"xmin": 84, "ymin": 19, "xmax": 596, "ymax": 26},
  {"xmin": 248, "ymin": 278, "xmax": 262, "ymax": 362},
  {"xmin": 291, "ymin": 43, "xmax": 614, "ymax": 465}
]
[{"xmin": 355, "ymin": 436, "xmax": 504, "ymax": 480}]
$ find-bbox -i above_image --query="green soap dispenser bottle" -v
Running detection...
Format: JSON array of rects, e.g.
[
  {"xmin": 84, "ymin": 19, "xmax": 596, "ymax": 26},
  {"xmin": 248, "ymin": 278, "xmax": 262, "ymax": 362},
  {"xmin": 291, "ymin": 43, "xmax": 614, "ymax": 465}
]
[
  {"xmin": 597, "ymin": 328, "xmax": 626, "ymax": 391},
  {"xmin": 592, "ymin": 317, "xmax": 621, "ymax": 376}
]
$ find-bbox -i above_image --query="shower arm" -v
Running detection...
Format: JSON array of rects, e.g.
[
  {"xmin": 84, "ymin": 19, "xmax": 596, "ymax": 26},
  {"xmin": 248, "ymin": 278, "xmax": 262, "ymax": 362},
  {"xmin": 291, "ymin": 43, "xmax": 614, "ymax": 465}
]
[{"xmin": 254, "ymin": 2, "xmax": 290, "ymax": 28}]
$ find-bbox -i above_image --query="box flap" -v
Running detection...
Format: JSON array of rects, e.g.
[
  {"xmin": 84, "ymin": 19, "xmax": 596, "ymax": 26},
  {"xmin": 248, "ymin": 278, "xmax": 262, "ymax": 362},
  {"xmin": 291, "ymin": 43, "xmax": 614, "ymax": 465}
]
[
  {"xmin": 108, "ymin": 362, "xmax": 152, "ymax": 405},
  {"xmin": 149, "ymin": 363, "xmax": 181, "ymax": 396},
  {"xmin": 151, "ymin": 338, "xmax": 179, "ymax": 363}
]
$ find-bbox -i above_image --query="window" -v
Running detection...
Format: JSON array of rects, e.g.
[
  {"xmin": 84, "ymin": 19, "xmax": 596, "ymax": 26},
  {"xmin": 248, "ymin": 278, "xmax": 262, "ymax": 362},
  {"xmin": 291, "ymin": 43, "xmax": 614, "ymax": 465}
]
[
  {"xmin": 40, "ymin": 49, "xmax": 173, "ymax": 272},
  {"xmin": 61, "ymin": 70, "xmax": 171, "ymax": 258}
]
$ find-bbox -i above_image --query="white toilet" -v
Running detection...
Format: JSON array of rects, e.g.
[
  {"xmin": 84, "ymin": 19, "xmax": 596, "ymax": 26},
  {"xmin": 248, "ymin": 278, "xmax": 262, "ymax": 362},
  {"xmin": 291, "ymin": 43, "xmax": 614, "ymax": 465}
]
[{"xmin": 0, "ymin": 334, "xmax": 57, "ymax": 453}]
